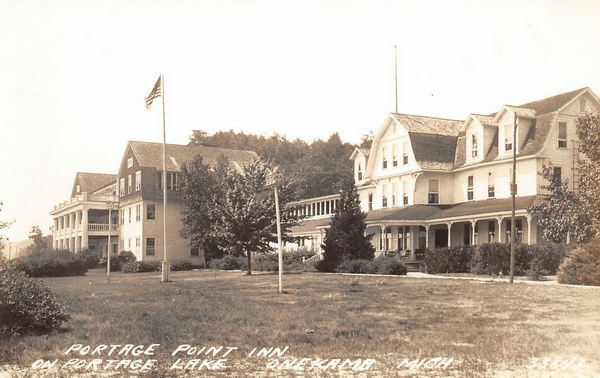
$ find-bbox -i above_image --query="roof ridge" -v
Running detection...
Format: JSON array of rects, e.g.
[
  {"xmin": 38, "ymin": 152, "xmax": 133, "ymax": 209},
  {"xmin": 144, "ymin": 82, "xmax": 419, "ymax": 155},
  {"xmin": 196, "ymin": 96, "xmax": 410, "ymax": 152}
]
[
  {"xmin": 128, "ymin": 140, "xmax": 258, "ymax": 155},
  {"xmin": 76, "ymin": 172, "xmax": 116, "ymax": 176},
  {"xmin": 407, "ymin": 131, "xmax": 458, "ymax": 138},
  {"xmin": 391, "ymin": 112, "xmax": 464, "ymax": 123}
]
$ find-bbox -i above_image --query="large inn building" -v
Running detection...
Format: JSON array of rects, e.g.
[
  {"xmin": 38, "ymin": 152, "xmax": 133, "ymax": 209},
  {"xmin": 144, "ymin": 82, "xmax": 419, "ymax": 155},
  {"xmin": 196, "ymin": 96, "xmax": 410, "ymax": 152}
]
[
  {"xmin": 287, "ymin": 87, "xmax": 599, "ymax": 260},
  {"xmin": 51, "ymin": 141, "xmax": 257, "ymax": 261},
  {"xmin": 51, "ymin": 87, "xmax": 598, "ymax": 263}
]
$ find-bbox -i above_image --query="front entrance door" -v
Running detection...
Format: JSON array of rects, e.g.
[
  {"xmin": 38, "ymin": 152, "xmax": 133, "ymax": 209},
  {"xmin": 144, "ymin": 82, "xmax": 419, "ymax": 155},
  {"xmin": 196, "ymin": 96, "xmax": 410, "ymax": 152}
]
[{"xmin": 435, "ymin": 229, "xmax": 448, "ymax": 248}]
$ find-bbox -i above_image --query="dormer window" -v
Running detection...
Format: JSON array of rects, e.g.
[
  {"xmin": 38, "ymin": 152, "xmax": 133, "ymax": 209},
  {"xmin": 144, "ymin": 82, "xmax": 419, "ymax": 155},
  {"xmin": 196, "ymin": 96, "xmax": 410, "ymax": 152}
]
[
  {"xmin": 392, "ymin": 145, "xmax": 398, "ymax": 167},
  {"xmin": 488, "ymin": 172, "xmax": 495, "ymax": 198},
  {"xmin": 368, "ymin": 193, "xmax": 373, "ymax": 211},
  {"xmin": 127, "ymin": 157, "xmax": 133, "ymax": 168},
  {"xmin": 402, "ymin": 142, "xmax": 409, "ymax": 165},
  {"xmin": 381, "ymin": 183, "xmax": 388, "ymax": 207},
  {"xmin": 504, "ymin": 125, "xmax": 513, "ymax": 151},
  {"xmin": 382, "ymin": 147, "xmax": 387, "ymax": 169},
  {"xmin": 402, "ymin": 181, "xmax": 409, "ymax": 205},
  {"xmin": 558, "ymin": 122, "xmax": 567, "ymax": 148},
  {"xmin": 357, "ymin": 164, "xmax": 363, "ymax": 181},
  {"xmin": 471, "ymin": 134, "xmax": 478, "ymax": 157}
]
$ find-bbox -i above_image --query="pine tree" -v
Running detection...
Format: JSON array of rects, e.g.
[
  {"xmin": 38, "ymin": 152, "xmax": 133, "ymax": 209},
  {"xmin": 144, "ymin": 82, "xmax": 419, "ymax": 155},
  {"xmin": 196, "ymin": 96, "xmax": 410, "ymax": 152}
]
[{"xmin": 318, "ymin": 181, "xmax": 374, "ymax": 272}]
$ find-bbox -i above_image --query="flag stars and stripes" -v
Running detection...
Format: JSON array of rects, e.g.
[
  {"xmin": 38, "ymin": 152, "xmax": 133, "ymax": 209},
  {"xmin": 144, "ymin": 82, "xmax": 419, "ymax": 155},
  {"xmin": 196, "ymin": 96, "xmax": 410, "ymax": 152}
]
[{"xmin": 145, "ymin": 76, "xmax": 162, "ymax": 109}]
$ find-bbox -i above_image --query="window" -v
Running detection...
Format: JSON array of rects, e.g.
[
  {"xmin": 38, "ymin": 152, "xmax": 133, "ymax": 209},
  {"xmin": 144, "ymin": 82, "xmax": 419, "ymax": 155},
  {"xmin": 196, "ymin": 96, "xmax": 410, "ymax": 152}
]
[
  {"xmin": 510, "ymin": 168, "xmax": 518, "ymax": 195},
  {"xmin": 381, "ymin": 183, "xmax": 388, "ymax": 207},
  {"xmin": 128, "ymin": 238, "xmax": 131, "ymax": 249},
  {"xmin": 128, "ymin": 207, "xmax": 131, "ymax": 223},
  {"xmin": 76, "ymin": 184, "xmax": 81, "ymax": 193},
  {"xmin": 471, "ymin": 134, "xmax": 478, "ymax": 157},
  {"xmin": 392, "ymin": 145, "xmax": 398, "ymax": 167},
  {"xmin": 119, "ymin": 178, "xmax": 125, "ymax": 196},
  {"xmin": 357, "ymin": 164, "xmax": 363, "ymax": 180},
  {"xmin": 488, "ymin": 172, "xmax": 495, "ymax": 198},
  {"xmin": 402, "ymin": 181, "xmax": 408, "ymax": 205},
  {"xmin": 127, "ymin": 174, "xmax": 132, "ymax": 194},
  {"xmin": 158, "ymin": 172, "xmax": 163, "ymax": 191},
  {"xmin": 120, "ymin": 210, "xmax": 124, "ymax": 225},
  {"xmin": 127, "ymin": 157, "xmax": 133, "ymax": 168},
  {"xmin": 147, "ymin": 204, "xmax": 155, "ymax": 220},
  {"xmin": 488, "ymin": 221, "xmax": 495, "ymax": 243},
  {"xmin": 382, "ymin": 147, "xmax": 387, "ymax": 169},
  {"xmin": 135, "ymin": 171, "xmax": 141, "ymax": 191},
  {"xmin": 506, "ymin": 219, "xmax": 523, "ymax": 244},
  {"xmin": 135, "ymin": 204, "xmax": 141, "ymax": 221},
  {"xmin": 403, "ymin": 143, "xmax": 409, "ymax": 165},
  {"xmin": 368, "ymin": 193, "xmax": 373, "ymax": 211},
  {"xmin": 166, "ymin": 173, "xmax": 178, "ymax": 191},
  {"xmin": 392, "ymin": 182, "xmax": 398, "ymax": 206},
  {"xmin": 136, "ymin": 237, "xmax": 140, "ymax": 247},
  {"xmin": 428, "ymin": 179, "xmax": 439, "ymax": 204},
  {"xmin": 558, "ymin": 122, "xmax": 567, "ymax": 148},
  {"xmin": 504, "ymin": 124, "xmax": 513, "ymax": 151},
  {"xmin": 467, "ymin": 176, "xmax": 474, "ymax": 201},
  {"xmin": 191, "ymin": 246, "xmax": 200, "ymax": 256},
  {"xmin": 146, "ymin": 238, "xmax": 155, "ymax": 256},
  {"xmin": 553, "ymin": 167, "xmax": 562, "ymax": 182}
]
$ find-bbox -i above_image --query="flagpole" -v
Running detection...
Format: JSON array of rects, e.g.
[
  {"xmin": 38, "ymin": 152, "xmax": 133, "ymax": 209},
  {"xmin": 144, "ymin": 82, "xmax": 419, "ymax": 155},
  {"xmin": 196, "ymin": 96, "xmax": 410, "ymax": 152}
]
[{"xmin": 161, "ymin": 72, "xmax": 170, "ymax": 282}]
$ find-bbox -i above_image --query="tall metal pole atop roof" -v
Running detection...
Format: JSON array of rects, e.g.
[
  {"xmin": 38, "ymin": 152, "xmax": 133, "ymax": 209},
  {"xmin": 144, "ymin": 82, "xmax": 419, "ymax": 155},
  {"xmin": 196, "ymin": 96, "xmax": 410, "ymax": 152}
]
[
  {"xmin": 509, "ymin": 113, "xmax": 517, "ymax": 283},
  {"xmin": 394, "ymin": 45, "xmax": 398, "ymax": 114},
  {"xmin": 161, "ymin": 73, "xmax": 170, "ymax": 282}
]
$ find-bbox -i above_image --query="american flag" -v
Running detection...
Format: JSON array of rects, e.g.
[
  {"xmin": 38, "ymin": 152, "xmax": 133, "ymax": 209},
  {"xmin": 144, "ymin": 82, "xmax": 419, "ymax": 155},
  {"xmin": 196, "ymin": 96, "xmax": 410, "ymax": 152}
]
[{"xmin": 145, "ymin": 76, "xmax": 162, "ymax": 109}]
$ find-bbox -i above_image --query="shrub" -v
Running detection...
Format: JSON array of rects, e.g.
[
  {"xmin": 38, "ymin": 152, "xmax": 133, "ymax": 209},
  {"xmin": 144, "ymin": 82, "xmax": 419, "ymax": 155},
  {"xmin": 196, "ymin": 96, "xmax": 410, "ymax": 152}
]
[
  {"xmin": 78, "ymin": 249, "xmax": 100, "ymax": 269},
  {"xmin": 425, "ymin": 246, "xmax": 472, "ymax": 274},
  {"xmin": 526, "ymin": 243, "xmax": 564, "ymax": 280},
  {"xmin": 118, "ymin": 251, "xmax": 136, "ymax": 265},
  {"xmin": 335, "ymin": 259, "xmax": 376, "ymax": 274},
  {"xmin": 558, "ymin": 241, "xmax": 600, "ymax": 286},
  {"xmin": 373, "ymin": 256, "xmax": 407, "ymax": 275},
  {"xmin": 13, "ymin": 249, "xmax": 87, "ymax": 277},
  {"xmin": 209, "ymin": 255, "xmax": 248, "ymax": 270},
  {"xmin": 170, "ymin": 259, "xmax": 194, "ymax": 271},
  {"xmin": 99, "ymin": 255, "xmax": 122, "ymax": 272},
  {"xmin": 121, "ymin": 261, "xmax": 161, "ymax": 273},
  {"xmin": 0, "ymin": 264, "xmax": 70, "ymax": 336},
  {"xmin": 469, "ymin": 243, "xmax": 528, "ymax": 275}
]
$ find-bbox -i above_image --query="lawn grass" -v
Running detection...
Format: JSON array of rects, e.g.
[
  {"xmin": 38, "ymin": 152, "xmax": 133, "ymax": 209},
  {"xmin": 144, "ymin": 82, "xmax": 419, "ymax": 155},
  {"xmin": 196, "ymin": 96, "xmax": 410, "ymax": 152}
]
[{"xmin": 1, "ymin": 269, "xmax": 599, "ymax": 377}]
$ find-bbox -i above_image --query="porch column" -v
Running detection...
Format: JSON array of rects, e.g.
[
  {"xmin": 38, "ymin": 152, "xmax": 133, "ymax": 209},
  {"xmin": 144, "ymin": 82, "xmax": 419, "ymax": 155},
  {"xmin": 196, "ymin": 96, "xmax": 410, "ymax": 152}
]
[
  {"xmin": 425, "ymin": 224, "xmax": 430, "ymax": 249},
  {"xmin": 526, "ymin": 214, "xmax": 532, "ymax": 244},
  {"xmin": 446, "ymin": 222, "xmax": 452, "ymax": 247},
  {"xmin": 471, "ymin": 220, "xmax": 477, "ymax": 245},
  {"xmin": 496, "ymin": 217, "xmax": 503, "ymax": 243},
  {"xmin": 82, "ymin": 207, "xmax": 89, "ymax": 249}
]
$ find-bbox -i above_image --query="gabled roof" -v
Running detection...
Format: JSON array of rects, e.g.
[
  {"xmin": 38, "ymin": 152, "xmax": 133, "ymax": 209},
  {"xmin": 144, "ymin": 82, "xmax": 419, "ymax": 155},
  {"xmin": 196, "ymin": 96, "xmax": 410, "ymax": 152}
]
[
  {"xmin": 409, "ymin": 132, "xmax": 457, "ymax": 171},
  {"xmin": 515, "ymin": 87, "xmax": 587, "ymax": 116},
  {"xmin": 349, "ymin": 147, "xmax": 370, "ymax": 160},
  {"xmin": 391, "ymin": 113, "xmax": 463, "ymax": 136},
  {"xmin": 73, "ymin": 172, "xmax": 116, "ymax": 196},
  {"xmin": 128, "ymin": 141, "xmax": 258, "ymax": 172}
]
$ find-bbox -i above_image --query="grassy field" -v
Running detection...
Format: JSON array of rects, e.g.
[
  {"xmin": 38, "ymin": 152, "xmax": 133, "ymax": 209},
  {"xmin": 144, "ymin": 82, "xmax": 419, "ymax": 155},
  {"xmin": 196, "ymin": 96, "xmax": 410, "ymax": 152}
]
[{"xmin": 1, "ymin": 269, "xmax": 599, "ymax": 377}]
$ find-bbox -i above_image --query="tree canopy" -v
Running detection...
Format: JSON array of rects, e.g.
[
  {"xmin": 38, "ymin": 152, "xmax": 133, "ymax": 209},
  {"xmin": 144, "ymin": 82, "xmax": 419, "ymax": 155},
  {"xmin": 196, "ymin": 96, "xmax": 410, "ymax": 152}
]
[
  {"xmin": 179, "ymin": 156, "xmax": 303, "ymax": 274},
  {"xmin": 188, "ymin": 130, "xmax": 356, "ymax": 198},
  {"xmin": 576, "ymin": 112, "xmax": 600, "ymax": 237}
]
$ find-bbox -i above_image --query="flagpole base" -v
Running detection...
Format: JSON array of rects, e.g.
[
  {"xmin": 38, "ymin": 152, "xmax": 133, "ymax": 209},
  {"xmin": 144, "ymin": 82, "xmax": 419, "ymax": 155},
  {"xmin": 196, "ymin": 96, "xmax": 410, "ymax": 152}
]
[{"xmin": 161, "ymin": 260, "xmax": 171, "ymax": 283}]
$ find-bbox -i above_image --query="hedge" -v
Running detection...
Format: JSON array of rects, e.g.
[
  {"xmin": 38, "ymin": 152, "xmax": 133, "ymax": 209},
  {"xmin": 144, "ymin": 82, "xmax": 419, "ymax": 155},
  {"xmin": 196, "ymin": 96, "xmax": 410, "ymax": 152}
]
[
  {"xmin": 335, "ymin": 256, "xmax": 407, "ymax": 275},
  {"xmin": 558, "ymin": 241, "xmax": 600, "ymax": 286},
  {"xmin": 13, "ymin": 249, "xmax": 87, "ymax": 277},
  {"xmin": 424, "ymin": 243, "xmax": 564, "ymax": 279}
]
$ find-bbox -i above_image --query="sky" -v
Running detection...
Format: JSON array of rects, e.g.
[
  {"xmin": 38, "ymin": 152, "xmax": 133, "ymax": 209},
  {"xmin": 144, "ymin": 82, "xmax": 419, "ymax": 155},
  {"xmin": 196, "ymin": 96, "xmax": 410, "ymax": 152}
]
[{"xmin": 1, "ymin": 0, "xmax": 600, "ymax": 242}]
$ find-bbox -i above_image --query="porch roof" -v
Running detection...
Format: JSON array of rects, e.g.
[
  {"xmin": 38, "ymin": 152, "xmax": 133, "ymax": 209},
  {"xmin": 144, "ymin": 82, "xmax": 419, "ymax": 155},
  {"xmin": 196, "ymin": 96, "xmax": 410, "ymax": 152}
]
[
  {"xmin": 428, "ymin": 195, "xmax": 539, "ymax": 221},
  {"xmin": 289, "ymin": 217, "xmax": 332, "ymax": 234},
  {"xmin": 366, "ymin": 204, "xmax": 447, "ymax": 223}
]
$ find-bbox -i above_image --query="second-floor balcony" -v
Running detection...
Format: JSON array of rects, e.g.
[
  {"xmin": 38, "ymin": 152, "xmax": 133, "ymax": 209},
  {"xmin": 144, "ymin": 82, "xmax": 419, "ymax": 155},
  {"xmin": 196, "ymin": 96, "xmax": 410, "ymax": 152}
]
[{"xmin": 88, "ymin": 223, "xmax": 119, "ymax": 232}]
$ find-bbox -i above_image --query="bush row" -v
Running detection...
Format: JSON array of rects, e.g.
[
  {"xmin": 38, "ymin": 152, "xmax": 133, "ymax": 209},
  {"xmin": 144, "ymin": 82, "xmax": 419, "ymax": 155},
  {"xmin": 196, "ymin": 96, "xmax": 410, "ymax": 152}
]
[
  {"xmin": 13, "ymin": 249, "xmax": 88, "ymax": 277},
  {"xmin": 335, "ymin": 256, "xmax": 408, "ymax": 275},
  {"xmin": 121, "ymin": 259, "xmax": 200, "ymax": 273},
  {"xmin": 424, "ymin": 243, "xmax": 564, "ymax": 280}
]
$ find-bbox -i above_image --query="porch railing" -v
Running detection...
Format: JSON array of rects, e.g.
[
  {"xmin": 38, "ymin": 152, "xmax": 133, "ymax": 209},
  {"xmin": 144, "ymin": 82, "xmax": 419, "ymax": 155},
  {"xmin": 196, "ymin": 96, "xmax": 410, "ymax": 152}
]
[{"xmin": 88, "ymin": 224, "xmax": 119, "ymax": 232}]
